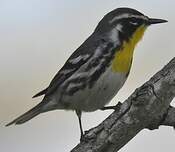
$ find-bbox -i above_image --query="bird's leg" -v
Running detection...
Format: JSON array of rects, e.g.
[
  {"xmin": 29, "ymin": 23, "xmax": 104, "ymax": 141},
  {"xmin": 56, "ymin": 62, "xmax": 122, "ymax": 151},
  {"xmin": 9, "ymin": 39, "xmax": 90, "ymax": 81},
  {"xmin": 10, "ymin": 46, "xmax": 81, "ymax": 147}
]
[
  {"xmin": 100, "ymin": 102, "xmax": 122, "ymax": 111},
  {"xmin": 75, "ymin": 110, "xmax": 84, "ymax": 141}
]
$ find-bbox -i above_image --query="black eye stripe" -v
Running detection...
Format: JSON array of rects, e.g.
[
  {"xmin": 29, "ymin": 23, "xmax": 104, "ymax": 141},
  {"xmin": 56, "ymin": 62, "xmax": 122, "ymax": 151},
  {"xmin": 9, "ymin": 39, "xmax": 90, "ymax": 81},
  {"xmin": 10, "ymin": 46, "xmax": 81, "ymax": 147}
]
[
  {"xmin": 128, "ymin": 17, "xmax": 144, "ymax": 26},
  {"xmin": 130, "ymin": 17, "xmax": 142, "ymax": 22},
  {"xmin": 130, "ymin": 17, "xmax": 138, "ymax": 21}
]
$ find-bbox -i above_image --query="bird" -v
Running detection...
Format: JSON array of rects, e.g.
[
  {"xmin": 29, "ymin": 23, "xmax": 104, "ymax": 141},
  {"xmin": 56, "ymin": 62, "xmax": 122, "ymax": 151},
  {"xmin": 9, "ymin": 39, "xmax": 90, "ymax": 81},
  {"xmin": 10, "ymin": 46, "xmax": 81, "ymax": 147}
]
[{"xmin": 6, "ymin": 7, "xmax": 167, "ymax": 140}]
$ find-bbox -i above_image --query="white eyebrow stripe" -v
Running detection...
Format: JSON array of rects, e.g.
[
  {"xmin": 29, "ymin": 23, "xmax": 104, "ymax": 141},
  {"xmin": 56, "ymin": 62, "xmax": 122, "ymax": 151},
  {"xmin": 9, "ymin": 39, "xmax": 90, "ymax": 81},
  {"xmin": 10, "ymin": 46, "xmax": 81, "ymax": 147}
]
[{"xmin": 109, "ymin": 14, "xmax": 148, "ymax": 24}]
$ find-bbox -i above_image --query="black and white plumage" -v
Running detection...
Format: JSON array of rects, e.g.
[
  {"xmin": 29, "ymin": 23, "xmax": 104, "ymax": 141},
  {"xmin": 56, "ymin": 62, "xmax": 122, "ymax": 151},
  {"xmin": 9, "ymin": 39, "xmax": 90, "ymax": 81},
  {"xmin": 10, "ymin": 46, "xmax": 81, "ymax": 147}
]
[
  {"xmin": 6, "ymin": 32, "xmax": 120, "ymax": 126},
  {"xmin": 6, "ymin": 7, "xmax": 167, "ymax": 140},
  {"xmin": 35, "ymin": 35, "xmax": 120, "ymax": 112}
]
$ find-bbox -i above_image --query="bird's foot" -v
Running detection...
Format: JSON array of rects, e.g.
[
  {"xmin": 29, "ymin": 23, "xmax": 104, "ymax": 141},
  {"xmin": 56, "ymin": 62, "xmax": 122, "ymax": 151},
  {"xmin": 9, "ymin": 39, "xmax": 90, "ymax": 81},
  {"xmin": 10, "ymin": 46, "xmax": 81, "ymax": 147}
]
[
  {"xmin": 80, "ymin": 133, "xmax": 84, "ymax": 142},
  {"xmin": 100, "ymin": 102, "xmax": 122, "ymax": 111},
  {"xmin": 80, "ymin": 132, "xmax": 89, "ymax": 142}
]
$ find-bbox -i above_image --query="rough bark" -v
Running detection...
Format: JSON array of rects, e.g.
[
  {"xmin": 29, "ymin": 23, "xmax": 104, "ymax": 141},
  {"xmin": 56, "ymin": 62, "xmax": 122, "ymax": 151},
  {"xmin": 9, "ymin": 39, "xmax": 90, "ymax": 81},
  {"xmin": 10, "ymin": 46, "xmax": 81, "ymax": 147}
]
[{"xmin": 71, "ymin": 57, "xmax": 175, "ymax": 152}]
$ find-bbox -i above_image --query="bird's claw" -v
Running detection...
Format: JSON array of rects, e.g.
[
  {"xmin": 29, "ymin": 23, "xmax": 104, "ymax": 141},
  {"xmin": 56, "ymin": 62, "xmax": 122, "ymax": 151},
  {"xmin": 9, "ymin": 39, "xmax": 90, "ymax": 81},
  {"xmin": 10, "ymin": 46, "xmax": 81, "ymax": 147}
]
[{"xmin": 80, "ymin": 132, "xmax": 89, "ymax": 142}]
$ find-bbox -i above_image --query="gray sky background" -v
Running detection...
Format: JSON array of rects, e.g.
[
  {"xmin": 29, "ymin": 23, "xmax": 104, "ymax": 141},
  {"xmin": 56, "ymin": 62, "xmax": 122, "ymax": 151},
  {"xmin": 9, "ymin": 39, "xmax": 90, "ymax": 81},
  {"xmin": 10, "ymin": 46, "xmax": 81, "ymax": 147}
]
[{"xmin": 0, "ymin": 0, "xmax": 175, "ymax": 152}]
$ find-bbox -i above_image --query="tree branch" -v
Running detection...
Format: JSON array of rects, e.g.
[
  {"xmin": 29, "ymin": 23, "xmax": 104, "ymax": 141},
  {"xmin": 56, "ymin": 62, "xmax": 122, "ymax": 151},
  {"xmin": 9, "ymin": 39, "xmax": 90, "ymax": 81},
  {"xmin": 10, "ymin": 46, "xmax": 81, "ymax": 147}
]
[{"xmin": 71, "ymin": 57, "xmax": 175, "ymax": 152}]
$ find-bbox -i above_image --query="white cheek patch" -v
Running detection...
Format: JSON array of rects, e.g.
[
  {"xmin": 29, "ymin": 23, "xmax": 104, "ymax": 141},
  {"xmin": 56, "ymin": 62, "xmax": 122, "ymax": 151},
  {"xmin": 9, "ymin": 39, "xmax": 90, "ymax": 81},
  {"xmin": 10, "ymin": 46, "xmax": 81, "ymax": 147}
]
[
  {"xmin": 116, "ymin": 24, "xmax": 123, "ymax": 31},
  {"xmin": 109, "ymin": 28, "xmax": 119, "ymax": 42},
  {"xmin": 108, "ymin": 24, "xmax": 122, "ymax": 44}
]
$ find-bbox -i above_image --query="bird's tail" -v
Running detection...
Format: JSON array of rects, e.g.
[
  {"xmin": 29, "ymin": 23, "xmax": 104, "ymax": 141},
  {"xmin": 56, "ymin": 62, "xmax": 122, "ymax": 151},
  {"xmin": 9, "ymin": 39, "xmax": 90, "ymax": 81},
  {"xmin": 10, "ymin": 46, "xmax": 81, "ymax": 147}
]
[{"xmin": 6, "ymin": 102, "xmax": 45, "ymax": 126}]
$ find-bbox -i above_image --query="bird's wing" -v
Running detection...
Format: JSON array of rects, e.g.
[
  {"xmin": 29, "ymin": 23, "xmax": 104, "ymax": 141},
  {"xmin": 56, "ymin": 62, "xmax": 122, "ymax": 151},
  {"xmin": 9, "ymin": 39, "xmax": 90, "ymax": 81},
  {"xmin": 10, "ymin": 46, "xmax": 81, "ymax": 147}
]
[
  {"xmin": 33, "ymin": 34, "xmax": 118, "ymax": 98},
  {"xmin": 33, "ymin": 48, "xmax": 92, "ymax": 98},
  {"xmin": 33, "ymin": 34, "xmax": 96, "ymax": 98}
]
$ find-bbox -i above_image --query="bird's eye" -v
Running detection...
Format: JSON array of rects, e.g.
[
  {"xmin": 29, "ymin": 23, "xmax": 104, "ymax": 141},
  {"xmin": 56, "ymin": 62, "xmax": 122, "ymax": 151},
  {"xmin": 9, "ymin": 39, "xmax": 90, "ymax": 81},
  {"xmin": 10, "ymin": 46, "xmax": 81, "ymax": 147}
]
[
  {"xmin": 129, "ymin": 21, "xmax": 138, "ymax": 26},
  {"xmin": 129, "ymin": 18, "xmax": 139, "ymax": 26}
]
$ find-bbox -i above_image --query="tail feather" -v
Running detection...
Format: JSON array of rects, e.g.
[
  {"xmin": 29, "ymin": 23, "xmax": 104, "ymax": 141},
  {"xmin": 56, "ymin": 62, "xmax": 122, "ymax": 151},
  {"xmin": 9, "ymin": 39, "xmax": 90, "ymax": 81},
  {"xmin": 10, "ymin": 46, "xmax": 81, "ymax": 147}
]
[{"xmin": 6, "ymin": 102, "xmax": 45, "ymax": 126}]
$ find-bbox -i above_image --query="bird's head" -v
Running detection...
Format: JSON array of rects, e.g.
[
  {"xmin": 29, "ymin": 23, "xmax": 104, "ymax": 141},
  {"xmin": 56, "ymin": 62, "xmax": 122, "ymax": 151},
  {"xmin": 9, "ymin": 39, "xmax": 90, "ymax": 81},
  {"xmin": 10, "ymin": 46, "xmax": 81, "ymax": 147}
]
[{"xmin": 95, "ymin": 7, "xmax": 167, "ymax": 42}]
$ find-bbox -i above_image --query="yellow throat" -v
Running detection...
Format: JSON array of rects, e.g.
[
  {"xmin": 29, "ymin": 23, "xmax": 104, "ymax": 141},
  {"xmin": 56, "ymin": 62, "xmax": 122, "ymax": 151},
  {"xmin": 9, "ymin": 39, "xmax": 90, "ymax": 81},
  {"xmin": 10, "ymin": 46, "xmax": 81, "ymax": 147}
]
[{"xmin": 112, "ymin": 25, "xmax": 147, "ymax": 73}]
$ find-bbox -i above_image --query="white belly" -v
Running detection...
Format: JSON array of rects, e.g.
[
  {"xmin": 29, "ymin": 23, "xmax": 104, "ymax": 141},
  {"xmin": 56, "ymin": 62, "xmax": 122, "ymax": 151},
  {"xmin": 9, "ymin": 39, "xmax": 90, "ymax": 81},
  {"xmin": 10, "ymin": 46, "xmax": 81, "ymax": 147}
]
[{"xmin": 66, "ymin": 66, "xmax": 127, "ymax": 112}]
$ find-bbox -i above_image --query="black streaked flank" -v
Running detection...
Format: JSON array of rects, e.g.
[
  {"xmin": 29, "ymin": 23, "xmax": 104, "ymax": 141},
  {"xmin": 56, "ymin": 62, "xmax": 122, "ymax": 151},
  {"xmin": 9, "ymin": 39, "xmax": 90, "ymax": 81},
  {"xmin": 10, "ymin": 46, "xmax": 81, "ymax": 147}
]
[
  {"xmin": 88, "ymin": 49, "xmax": 117, "ymax": 88},
  {"xmin": 34, "ymin": 35, "xmax": 119, "ymax": 98},
  {"xmin": 63, "ymin": 42, "xmax": 118, "ymax": 96}
]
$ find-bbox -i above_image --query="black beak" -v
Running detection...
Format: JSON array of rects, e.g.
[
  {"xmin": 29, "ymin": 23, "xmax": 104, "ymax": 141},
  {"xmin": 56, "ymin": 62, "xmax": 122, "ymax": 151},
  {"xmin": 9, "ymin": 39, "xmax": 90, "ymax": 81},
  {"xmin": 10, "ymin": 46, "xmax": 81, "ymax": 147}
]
[{"xmin": 148, "ymin": 18, "xmax": 168, "ymax": 25}]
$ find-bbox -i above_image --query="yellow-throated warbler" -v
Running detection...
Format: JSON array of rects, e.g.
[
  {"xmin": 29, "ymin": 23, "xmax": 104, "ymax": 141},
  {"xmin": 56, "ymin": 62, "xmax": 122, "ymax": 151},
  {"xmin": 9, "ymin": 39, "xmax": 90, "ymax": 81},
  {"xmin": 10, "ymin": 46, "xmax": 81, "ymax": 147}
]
[{"xmin": 6, "ymin": 7, "xmax": 167, "ymax": 140}]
